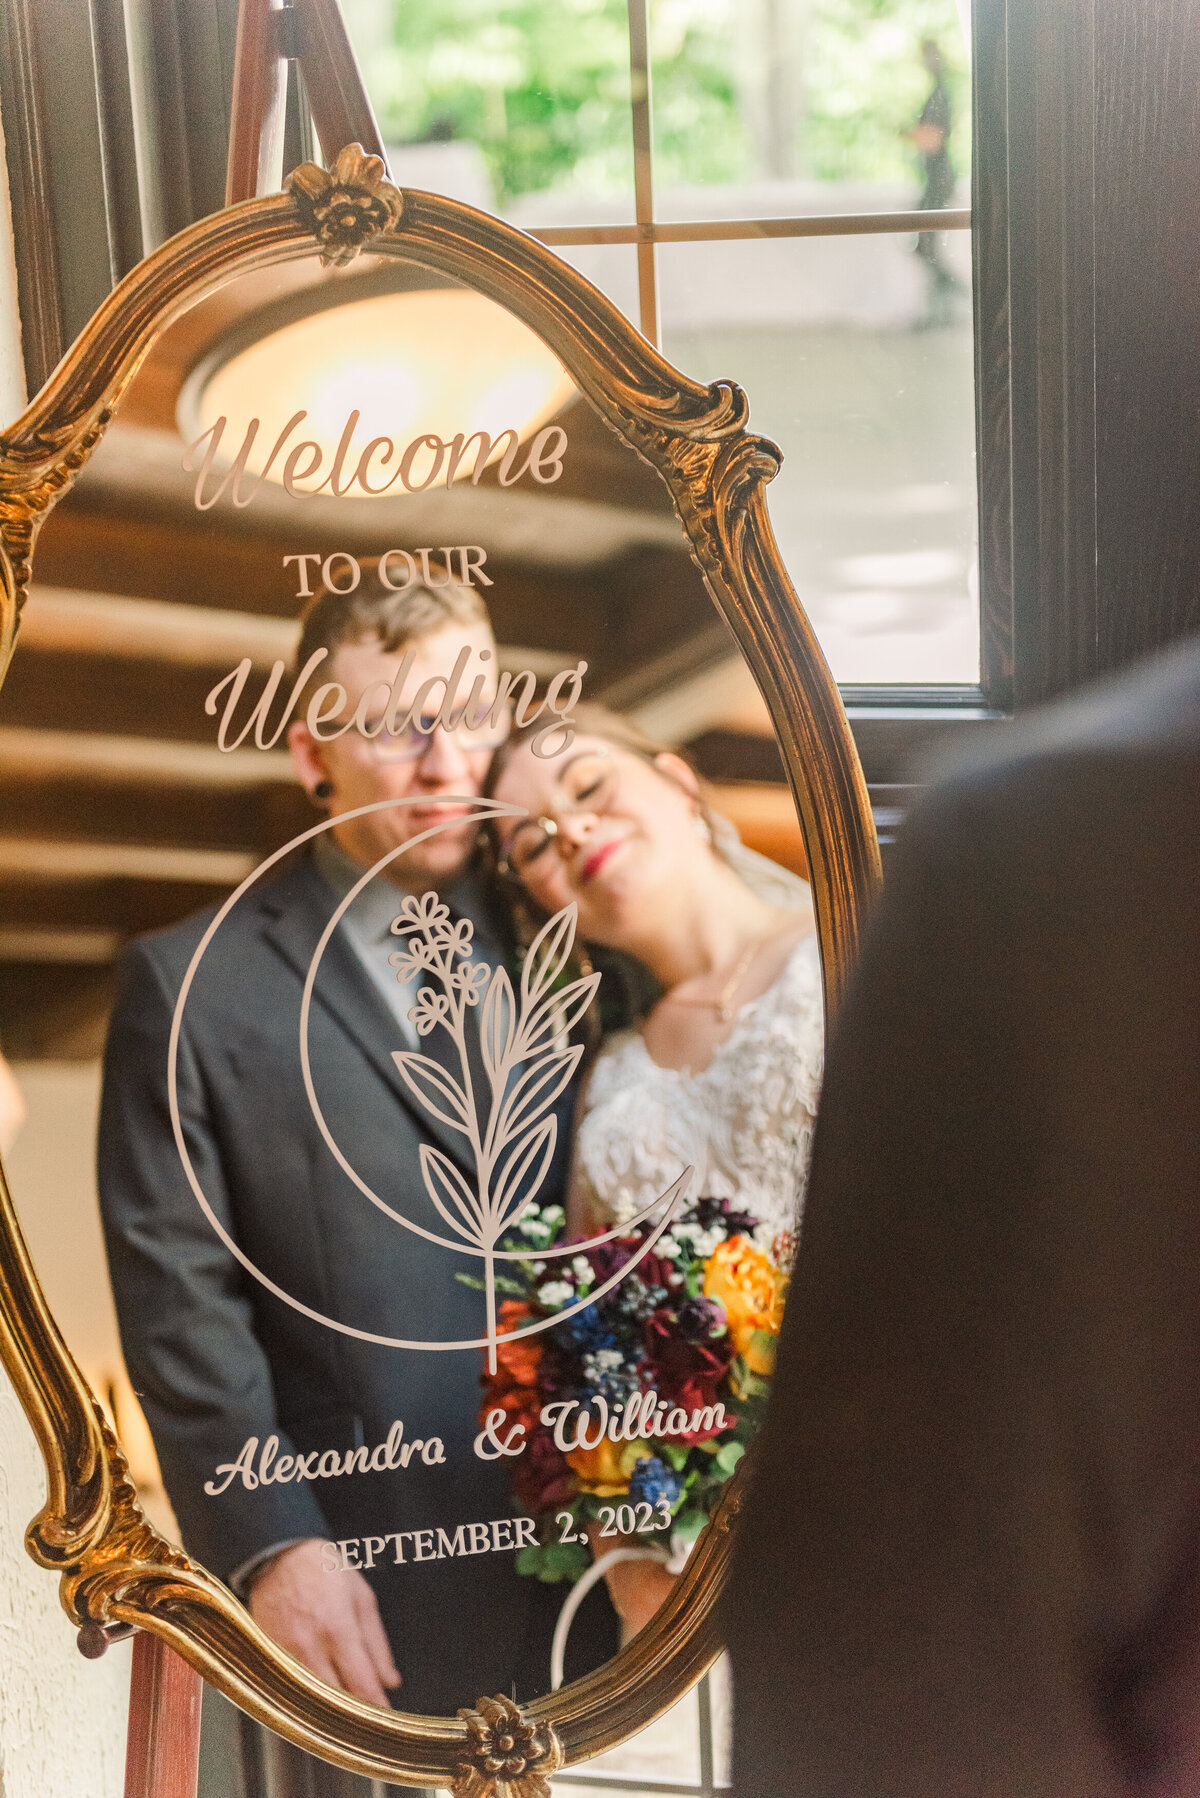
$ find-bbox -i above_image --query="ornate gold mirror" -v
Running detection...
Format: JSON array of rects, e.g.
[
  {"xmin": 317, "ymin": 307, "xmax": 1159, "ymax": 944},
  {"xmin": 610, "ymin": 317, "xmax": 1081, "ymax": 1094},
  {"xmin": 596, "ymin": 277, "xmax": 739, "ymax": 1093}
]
[{"xmin": 0, "ymin": 149, "xmax": 878, "ymax": 1789}]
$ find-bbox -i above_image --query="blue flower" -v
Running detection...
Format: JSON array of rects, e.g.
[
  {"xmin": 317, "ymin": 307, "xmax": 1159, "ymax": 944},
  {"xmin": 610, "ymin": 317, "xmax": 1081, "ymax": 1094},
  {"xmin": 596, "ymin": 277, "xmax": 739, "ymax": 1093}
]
[
  {"xmin": 627, "ymin": 1455, "xmax": 683, "ymax": 1512},
  {"xmin": 553, "ymin": 1304, "xmax": 613, "ymax": 1355},
  {"xmin": 580, "ymin": 1343, "xmax": 642, "ymax": 1403}
]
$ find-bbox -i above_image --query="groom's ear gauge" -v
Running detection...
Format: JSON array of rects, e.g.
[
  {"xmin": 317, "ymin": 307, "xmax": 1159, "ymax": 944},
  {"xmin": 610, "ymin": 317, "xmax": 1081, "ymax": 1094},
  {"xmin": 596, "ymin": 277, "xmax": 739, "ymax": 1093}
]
[{"xmin": 312, "ymin": 780, "xmax": 333, "ymax": 802}]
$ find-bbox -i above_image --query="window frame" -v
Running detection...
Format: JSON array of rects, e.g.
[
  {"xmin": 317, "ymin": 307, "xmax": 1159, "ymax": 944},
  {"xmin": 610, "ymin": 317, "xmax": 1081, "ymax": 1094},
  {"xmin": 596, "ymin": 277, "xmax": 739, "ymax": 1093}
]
[{"xmin": 513, "ymin": 0, "xmax": 1013, "ymax": 808}]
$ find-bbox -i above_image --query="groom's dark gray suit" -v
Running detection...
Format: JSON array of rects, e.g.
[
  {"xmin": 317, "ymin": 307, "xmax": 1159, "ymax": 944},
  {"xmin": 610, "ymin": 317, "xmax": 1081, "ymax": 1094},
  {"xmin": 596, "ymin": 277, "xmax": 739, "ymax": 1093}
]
[
  {"xmin": 725, "ymin": 638, "xmax": 1200, "ymax": 1797},
  {"xmin": 99, "ymin": 850, "xmax": 615, "ymax": 1714}
]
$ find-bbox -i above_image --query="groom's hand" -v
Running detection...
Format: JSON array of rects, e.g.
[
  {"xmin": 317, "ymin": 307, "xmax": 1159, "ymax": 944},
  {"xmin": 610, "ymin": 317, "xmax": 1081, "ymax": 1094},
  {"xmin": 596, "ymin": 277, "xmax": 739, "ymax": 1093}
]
[{"xmin": 248, "ymin": 1538, "xmax": 401, "ymax": 1704}]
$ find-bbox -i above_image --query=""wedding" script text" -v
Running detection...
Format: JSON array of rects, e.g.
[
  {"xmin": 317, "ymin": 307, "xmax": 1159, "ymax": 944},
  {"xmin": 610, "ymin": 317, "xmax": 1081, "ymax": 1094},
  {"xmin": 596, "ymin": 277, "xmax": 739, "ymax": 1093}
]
[{"xmin": 205, "ymin": 644, "xmax": 587, "ymax": 759}]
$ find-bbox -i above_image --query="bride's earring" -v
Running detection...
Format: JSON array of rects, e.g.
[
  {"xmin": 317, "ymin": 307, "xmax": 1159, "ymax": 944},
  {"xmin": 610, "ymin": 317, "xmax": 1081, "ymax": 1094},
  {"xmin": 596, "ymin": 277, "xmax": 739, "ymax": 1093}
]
[{"xmin": 694, "ymin": 812, "xmax": 713, "ymax": 845}]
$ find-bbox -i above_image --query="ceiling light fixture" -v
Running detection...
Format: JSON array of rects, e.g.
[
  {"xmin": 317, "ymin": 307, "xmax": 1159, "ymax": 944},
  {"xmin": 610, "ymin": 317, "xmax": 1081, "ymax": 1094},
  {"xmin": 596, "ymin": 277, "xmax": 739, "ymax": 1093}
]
[{"xmin": 189, "ymin": 285, "xmax": 578, "ymax": 496}]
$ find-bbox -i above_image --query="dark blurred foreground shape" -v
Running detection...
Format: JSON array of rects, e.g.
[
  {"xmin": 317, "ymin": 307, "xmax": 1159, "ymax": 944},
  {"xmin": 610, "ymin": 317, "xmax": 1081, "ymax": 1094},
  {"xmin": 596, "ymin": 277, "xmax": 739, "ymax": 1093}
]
[{"xmin": 725, "ymin": 635, "xmax": 1200, "ymax": 1798}]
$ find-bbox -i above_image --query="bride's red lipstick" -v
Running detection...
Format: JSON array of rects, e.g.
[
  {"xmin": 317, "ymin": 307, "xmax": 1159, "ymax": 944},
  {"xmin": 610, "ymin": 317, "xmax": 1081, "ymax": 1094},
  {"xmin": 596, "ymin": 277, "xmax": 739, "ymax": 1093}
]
[{"xmin": 579, "ymin": 838, "xmax": 621, "ymax": 883}]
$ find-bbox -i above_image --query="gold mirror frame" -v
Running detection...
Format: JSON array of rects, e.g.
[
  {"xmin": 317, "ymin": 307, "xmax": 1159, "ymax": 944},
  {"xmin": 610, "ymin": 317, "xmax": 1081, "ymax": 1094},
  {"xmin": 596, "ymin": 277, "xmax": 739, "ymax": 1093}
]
[{"xmin": 0, "ymin": 149, "xmax": 881, "ymax": 1791}]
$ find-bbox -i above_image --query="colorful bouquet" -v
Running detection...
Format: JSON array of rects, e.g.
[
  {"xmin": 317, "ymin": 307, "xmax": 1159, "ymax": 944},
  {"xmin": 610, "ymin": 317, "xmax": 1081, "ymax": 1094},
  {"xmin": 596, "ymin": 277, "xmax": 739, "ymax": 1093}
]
[{"xmin": 462, "ymin": 1194, "xmax": 791, "ymax": 1583}]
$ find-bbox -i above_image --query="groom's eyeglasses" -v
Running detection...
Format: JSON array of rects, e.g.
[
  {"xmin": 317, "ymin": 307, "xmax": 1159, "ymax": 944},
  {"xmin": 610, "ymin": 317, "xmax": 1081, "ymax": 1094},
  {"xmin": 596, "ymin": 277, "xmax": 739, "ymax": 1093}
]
[
  {"xmin": 365, "ymin": 709, "xmax": 512, "ymax": 764},
  {"xmin": 498, "ymin": 750, "xmax": 616, "ymax": 878}
]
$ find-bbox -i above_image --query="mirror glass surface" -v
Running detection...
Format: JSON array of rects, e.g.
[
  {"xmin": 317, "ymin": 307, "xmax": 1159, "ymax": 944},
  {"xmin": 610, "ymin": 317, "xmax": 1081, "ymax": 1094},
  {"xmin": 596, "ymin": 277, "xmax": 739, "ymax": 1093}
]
[{"xmin": 0, "ymin": 252, "xmax": 821, "ymax": 1721}]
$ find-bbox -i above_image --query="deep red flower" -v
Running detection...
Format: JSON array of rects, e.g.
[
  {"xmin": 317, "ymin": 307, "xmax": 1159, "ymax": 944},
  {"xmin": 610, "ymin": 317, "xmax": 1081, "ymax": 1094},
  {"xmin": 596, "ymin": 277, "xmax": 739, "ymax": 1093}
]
[
  {"xmin": 671, "ymin": 1373, "xmax": 737, "ymax": 1441},
  {"xmin": 643, "ymin": 1309, "xmax": 734, "ymax": 1433},
  {"xmin": 512, "ymin": 1429, "xmax": 577, "ymax": 1514},
  {"xmin": 582, "ymin": 1236, "xmax": 638, "ymax": 1285},
  {"xmin": 637, "ymin": 1250, "xmax": 682, "ymax": 1292}
]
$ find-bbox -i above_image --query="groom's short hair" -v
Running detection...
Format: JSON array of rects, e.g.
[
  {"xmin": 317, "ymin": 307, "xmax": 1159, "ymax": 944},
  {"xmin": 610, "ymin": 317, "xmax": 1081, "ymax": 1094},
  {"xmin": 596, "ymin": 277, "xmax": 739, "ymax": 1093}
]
[{"xmin": 294, "ymin": 572, "xmax": 491, "ymax": 683}]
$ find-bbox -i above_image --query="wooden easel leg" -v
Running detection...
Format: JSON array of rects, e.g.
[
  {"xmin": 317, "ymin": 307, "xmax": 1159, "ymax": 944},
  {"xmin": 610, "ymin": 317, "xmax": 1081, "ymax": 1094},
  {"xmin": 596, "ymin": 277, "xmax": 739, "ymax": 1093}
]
[
  {"xmin": 226, "ymin": 0, "xmax": 288, "ymax": 205},
  {"xmin": 124, "ymin": 1632, "xmax": 204, "ymax": 1798},
  {"xmin": 227, "ymin": 0, "xmax": 388, "ymax": 208},
  {"xmin": 292, "ymin": 0, "xmax": 388, "ymax": 166}
]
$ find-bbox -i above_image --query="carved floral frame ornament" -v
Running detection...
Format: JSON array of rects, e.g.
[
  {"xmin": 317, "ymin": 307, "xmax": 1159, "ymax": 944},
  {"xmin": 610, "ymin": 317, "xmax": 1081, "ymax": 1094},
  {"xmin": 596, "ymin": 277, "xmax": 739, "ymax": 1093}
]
[{"xmin": 0, "ymin": 148, "xmax": 880, "ymax": 1791}]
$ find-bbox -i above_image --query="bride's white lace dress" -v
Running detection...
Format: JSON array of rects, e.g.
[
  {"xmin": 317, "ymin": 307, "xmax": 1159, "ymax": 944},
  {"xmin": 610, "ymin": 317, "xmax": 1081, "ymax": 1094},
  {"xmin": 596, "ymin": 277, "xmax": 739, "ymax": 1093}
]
[
  {"xmin": 558, "ymin": 931, "xmax": 822, "ymax": 1781},
  {"xmin": 572, "ymin": 932, "xmax": 824, "ymax": 1241}
]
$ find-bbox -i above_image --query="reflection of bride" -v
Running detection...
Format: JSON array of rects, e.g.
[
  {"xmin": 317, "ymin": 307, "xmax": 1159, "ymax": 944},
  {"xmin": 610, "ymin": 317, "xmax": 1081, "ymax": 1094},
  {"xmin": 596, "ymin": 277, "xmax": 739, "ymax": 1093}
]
[{"xmin": 486, "ymin": 704, "xmax": 823, "ymax": 1641}]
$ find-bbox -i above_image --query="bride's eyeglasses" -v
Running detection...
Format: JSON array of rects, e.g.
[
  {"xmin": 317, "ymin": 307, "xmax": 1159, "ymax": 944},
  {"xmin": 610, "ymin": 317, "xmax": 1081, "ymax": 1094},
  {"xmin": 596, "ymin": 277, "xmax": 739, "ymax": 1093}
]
[{"xmin": 498, "ymin": 748, "xmax": 617, "ymax": 878}]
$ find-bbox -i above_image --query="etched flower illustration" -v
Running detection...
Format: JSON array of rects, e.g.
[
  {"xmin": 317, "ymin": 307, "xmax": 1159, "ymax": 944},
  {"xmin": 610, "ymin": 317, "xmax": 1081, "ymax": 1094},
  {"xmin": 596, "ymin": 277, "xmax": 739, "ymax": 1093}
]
[
  {"xmin": 450, "ymin": 960, "xmax": 491, "ymax": 1005},
  {"xmin": 388, "ymin": 936, "xmax": 439, "ymax": 982},
  {"xmin": 390, "ymin": 899, "xmax": 601, "ymax": 1372},
  {"xmin": 391, "ymin": 892, "xmax": 450, "ymax": 936},
  {"xmin": 408, "ymin": 988, "xmax": 451, "ymax": 1037},
  {"xmin": 441, "ymin": 916, "xmax": 475, "ymax": 958}
]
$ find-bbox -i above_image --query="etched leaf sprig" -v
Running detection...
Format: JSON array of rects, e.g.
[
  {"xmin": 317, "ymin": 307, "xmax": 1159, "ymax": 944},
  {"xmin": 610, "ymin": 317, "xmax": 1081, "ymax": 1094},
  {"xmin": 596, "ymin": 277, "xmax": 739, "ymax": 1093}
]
[{"xmin": 390, "ymin": 900, "xmax": 600, "ymax": 1372}]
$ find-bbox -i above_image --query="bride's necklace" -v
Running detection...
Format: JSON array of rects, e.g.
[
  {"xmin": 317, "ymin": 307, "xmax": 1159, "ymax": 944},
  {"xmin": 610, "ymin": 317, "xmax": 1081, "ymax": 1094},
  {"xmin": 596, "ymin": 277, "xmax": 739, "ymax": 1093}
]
[{"xmin": 661, "ymin": 934, "xmax": 769, "ymax": 1026}]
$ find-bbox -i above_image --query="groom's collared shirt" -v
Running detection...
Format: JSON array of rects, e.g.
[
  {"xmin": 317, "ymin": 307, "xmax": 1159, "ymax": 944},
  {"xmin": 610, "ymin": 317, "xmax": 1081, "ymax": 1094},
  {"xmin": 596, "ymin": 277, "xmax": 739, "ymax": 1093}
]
[
  {"xmin": 313, "ymin": 833, "xmax": 421, "ymax": 1044},
  {"xmin": 312, "ymin": 834, "xmax": 506, "ymax": 1049}
]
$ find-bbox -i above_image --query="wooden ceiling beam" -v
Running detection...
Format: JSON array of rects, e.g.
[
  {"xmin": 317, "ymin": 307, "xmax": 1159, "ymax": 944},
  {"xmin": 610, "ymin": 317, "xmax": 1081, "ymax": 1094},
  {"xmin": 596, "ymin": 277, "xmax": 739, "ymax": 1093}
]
[
  {"xmin": 0, "ymin": 927, "xmax": 122, "ymax": 964},
  {"xmin": 0, "ymin": 726, "xmax": 306, "ymax": 854},
  {"xmin": 0, "ymin": 649, "xmax": 253, "ymax": 742},
  {"xmin": 0, "ymin": 874, "xmax": 233, "ymax": 937},
  {"xmin": 0, "ymin": 838, "xmax": 256, "ymax": 885},
  {"xmin": 687, "ymin": 729, "xmax": 788, "ymax": 785},
  {"xmin": 0, "ymin": 726, "xmax": 295, "ymax": 782},
  {"xmin": 0, "ymin": 777, "xmax": 308, "ymax": 857},
  {"xmin": 0, "ymin": 963, "xmax": 116, "ymax": 1060},
  {"xmin": 19, "ymin": 587, "xmax": 297, "ymax": 666}
]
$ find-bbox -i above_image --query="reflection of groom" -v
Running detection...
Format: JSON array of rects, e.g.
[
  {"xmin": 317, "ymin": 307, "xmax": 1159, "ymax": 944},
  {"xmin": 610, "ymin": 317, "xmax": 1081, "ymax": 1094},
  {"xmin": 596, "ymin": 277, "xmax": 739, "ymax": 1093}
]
[{"xmin": 98, "ymin": 577, "xmax": 617, "ymax": 1714}]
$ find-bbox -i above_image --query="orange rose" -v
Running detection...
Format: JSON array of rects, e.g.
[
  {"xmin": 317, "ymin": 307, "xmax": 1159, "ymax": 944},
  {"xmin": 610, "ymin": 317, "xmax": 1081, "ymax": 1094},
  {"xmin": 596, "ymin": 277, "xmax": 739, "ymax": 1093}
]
[
  {"xmin": 491, "ymin": 1300, "xmax": 543, "ymax": 1390},
  {"xmin": 740, "ymin": 1330, "xmax": 778, "ymax": 1377},
  {"xmin": 566, "ymin": 1436, "xmax": 655, "ymax": 1496},
  {"xmin": 480, "ymin": 1384, "xmax": 540, "ymax": 1434},
  {"xmin": 703, "ymin": 1236, "xmax": 786, "ymax": 1370}
]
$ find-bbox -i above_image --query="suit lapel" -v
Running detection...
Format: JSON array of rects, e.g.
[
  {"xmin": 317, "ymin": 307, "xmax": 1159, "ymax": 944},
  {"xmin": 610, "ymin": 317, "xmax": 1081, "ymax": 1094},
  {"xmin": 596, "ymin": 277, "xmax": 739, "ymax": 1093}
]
[{"xmin": 256, "ymin": 858, "xmax": 473, "ymax": 1171}]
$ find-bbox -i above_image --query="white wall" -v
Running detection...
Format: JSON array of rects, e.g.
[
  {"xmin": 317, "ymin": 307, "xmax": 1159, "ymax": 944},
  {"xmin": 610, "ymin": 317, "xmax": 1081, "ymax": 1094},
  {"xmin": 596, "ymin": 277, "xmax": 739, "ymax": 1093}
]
[
  {"xmin": 0, "ymin": 1383, "xmax": 131, "ymax": 1798},
  {"xmin": 0, "ymin": 91, "xmax": 131, "ymax": 1798}
]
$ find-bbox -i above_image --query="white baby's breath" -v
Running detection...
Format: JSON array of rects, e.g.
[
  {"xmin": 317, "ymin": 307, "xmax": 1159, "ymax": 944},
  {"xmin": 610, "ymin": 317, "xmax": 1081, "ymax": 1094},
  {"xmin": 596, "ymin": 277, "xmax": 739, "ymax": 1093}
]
[
  {"xmin": 537, "ymin": 1280, "xmax": 574, "ymax": 1309},
  {"xmin": 609, "ymin": 1190, "xmax": 638, "ymax": 1227}
]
